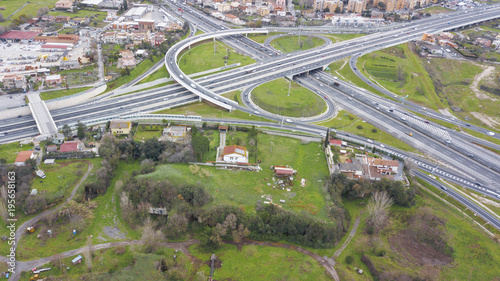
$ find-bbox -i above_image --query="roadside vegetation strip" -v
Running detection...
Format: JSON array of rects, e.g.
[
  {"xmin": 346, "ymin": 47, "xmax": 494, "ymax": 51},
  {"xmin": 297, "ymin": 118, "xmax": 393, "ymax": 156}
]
[
  {"xmin": 420, "ymin": 6, "xmax": 454, "ymax": 14},
  {"xmin": 357, "ymin": 44, "xmax": 444, "ymax": 109},
  {"xmin": 251, "ymin": 78, "xmax": 327, "ymax": 118},
  {"xmin": 40, "ymin": 87, "xmax": 93, "ymax": 101},
  {"xmin": 177, "ymin": 41, "xmax": 256, "ymax": 75},
  {"xmin": 270, "ymin": 35, "xmax": 325, "ymax": 53}
]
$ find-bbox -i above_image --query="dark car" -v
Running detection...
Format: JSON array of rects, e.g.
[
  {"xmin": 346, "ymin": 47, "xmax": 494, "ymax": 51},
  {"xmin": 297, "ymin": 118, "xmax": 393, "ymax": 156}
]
[{"xmin": 17, "ymin": 115, "xmax": 22, "ymax": 118}]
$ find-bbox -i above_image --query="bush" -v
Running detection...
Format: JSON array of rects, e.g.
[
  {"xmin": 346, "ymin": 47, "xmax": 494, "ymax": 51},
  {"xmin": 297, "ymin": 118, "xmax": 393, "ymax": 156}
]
[
  {"xmin": 361, "ymin": 253, "xmax": 379, "ymax": 280},
  {"xmin": 357, "ymin": 125, "xmax": 363, "ymax": 130},
  {"xmin": 377, "ymin": 250, "xmax": 386, "ymax": 257},
  {"xmin": 345, "ymin": 255, "xmax": 354, "ymax": 264},
  {"xmin": 372, "ymin": 128, "xmax": 378, "ymax": 133}
]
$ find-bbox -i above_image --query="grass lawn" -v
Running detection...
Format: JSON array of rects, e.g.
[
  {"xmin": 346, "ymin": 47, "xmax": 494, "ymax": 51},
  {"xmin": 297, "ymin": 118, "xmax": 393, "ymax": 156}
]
[
  {"xmin": 320, "ymin": 33, "xmax": 366, "ymax": 43},
  {"xmin": 0, "ymin": 0, "xmax": 58, "ymax": 26},
  {"xmin": 252, "ymin": 78, "xmax": 327, "ymax": 117},
  {"xmin": 0, "ymin": 141, "xmax": 34, "ymax": 163},
  {"xmin": 177, "ymin": 41, "xmax": 255, "ymax": 75},
  {"xmin": 420, "ymin": 6, "xmax": 454, "ymax": 14},
  {"xmin": 16, "ymin": 161, "xmax": 142, "ymax": 261},
  {"xmin": 247, "ymin": 32, "xmax": 281, "ymax": 43},
  {"xmin": 19, "ymin": 246, "xmax": 193, "ymax": 280},
  {"xmin": 142, "ymin": 132, "xmax": 331, "ymax": 218},
  {"xmin": 357, "ymin": 44, "xmax": 445, "ymax": 109},
  {"xmin": 48, "ymin": 9, "xmax": 106, "ymax": 21},
  {"xmin": 133, "ymin": 125, "xmax": 163, "ymax": 142},
  {"xmin": 107, "ymin": 55, "xmax": 163, "ymax": 91},
  {"xmin": 153, "ymin": 91, "xmax": 267, "ymax": 122},
  {"xmin": 190, "ymin": 244, "xmax": 331, "ymax": 281},
  {"xmin": 138, "ymin": 66, "xmax": 169, "ymax": 84},
  {"xmin": 315, "ymin": 110, "xmax": 417, "ymax": 152},
  {"xmin": 40, "ymin": 87, "xmax": 92, "ymax": 101},
  {"xmin": 271, "ymin": 35, "xmax": 324, "ymax": 53},
  {"xmin": 31, "ymin": 160, "xmax": 89, "ymax": 202},
  {"xmin": 334, "ymin": 182, "xmax": 500, "ymax": 281}
]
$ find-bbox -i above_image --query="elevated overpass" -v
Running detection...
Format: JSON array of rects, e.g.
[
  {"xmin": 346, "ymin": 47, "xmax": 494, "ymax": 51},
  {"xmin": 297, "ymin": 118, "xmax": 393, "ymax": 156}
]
[
  {"xmin": 27, "ymin": 94, "xmax": 58, "ymax": 137},
  {"xmin": 164, "ymin": 28, "xmax": 269, "ymax": 111}
]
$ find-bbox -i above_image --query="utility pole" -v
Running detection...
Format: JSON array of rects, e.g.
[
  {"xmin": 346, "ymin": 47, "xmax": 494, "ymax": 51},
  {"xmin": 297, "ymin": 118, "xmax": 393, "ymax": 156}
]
[
  {"xmin": 213, "ymin": 37, "xmax": 216, "ymax": 57},
  {"xmin": 287, "ymin": 75, "xmax": 291, "ymax": 96}
]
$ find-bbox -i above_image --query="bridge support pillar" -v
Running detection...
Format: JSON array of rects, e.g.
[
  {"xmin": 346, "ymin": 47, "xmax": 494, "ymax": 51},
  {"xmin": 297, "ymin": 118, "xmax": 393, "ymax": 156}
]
[{"xmin": 199, "ymin": 96, "xmax": 202, "ymax": 102}]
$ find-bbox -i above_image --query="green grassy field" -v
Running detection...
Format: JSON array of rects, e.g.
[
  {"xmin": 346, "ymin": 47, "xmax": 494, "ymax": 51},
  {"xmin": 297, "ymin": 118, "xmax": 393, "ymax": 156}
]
[
  {"xmin": 420, "ymin": 6, "xmax": 454, "ymax": 14},
  {"xmin": 138, "ymin": 66, "xmax": 169, "ymax": 84},
  {"xmin": 190, "ymin": 244, "xmax": 331, "ymax": 280},
  {"xmin": 316, "ymin": 111, "xmax": 416, "ymax": 152},
  {"xmin": 178, "ymin": 41, "xmax": 255, "ymax": 75},
  {"xmin": 0, "ymin": 141, "xmax": 34, "ymax": 163},
  {"xmin": 320, "ymin": 33, "xmax": 366, "ymax": 43},
  {"xmin": 106, "ymin": 55, "xmax": 163, "ymax": 91},
  {"xmin": 153, "ymin": 91, "xmax": 266, "ymax": 122},
  {"xmin": 271, "ymin": 35, "xmax": 324, "ymax": 53},
  {"xmin": 335, "ymin": 182, "xmax": 500, "ymax": 281},
  {"xmin": 40, "ymin": 87, "xmax": 92, "ymax": 101},
  {"xmin": 247, "ymin": 32, "xmax": 281, "ymax": 43},
  {"xmin": 133, "ymin": 125, "xmax": 162, "ymax": 142},
  {"xmin": 0, "ymin": 0, "xmax": 58, "ymax": 26},
  {"xmin": 16, "ymin": 161, "xmax": 142, "ymax": 261},
  {"xmin": 48, "ymin": 9, "xmax": 106, "ymax": 21},
  {"xmin": 19, "ymin": 246, "xmax": 193, "ymax": 280},
  {"xmin": 31, "ymin": 160, "xmax": 88, "ymax": 200},
  {"xmin": 357, "ymin": 44, "xmax": 445, "ymax": 109},
  {"xmin": 252, "ymin": 78, "xmax": 327, "ymax": 117},
  {"xmin": 142, "ymin": 131, "xmax": 330, "ymax": 218}
]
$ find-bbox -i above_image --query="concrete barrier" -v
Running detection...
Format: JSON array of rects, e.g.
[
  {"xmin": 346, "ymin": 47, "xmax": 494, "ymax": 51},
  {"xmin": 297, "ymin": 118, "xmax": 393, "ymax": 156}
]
[{"xmin": 0, "ymin": 106, "xmax": 31, "ymax": 119}]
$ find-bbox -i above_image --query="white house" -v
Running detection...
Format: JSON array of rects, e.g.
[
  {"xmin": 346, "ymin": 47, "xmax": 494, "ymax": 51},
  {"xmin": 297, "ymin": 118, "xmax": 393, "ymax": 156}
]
[{"xmin": 222, "ymin": 145, "xmax": 248, "ymax": 163}]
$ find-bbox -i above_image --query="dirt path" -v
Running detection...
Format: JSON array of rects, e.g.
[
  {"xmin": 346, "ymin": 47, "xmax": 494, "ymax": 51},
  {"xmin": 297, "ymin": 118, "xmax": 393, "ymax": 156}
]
[
  {"xmin": 332, "ymin": 215, "xmax": 362, "ymax": 260},
  {"xmin": 13, "ymin": 161, "xmax": 93, "ymax": 257},
  {"xmin": 226, "ymin": 239, "xmax": 340, "ymax": 281},
  {"xmin": 470, "ymin": 65, "xmax": 497, "ymax": 101}
]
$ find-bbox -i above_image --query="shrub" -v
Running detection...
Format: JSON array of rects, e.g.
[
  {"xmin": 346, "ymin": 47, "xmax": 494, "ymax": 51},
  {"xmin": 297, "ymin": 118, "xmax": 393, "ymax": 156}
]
[
  {"xmin": 357, "ymin": 125, "xmax": 363, "ymax": 130},
  {"xmin": 372, "ymin": 128, "xmax": 378, "ymax": 133},
  {"xmin": 345, "ymin": 255, "xmax": 354, "ymax": 264}
]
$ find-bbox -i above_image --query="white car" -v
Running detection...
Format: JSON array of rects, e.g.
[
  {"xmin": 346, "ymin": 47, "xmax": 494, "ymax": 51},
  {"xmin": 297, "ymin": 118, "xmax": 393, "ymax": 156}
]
[
  {"xmin": 379, "ymin": 144, "xmax": 385, "ymax": 148},
  {"xmin": 286, "ymin": 118, "xmax": 293, "ymax": 123},
  {"xmin": 487, "ymin": 131, "xmax": 495, "ymax": 136},
  {"xmin": 367, "ymin": 139, "xmax": 373, "ymax": 143}
]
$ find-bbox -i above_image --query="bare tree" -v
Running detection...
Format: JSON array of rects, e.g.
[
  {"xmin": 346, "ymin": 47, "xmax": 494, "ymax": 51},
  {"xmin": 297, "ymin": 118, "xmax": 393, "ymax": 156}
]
[
  {"xmin": 366, "ymin": 191, "xmax": 393, "ymax": 232},
  {"xmin": 82, "ymin": 236, "xmax": 93, "ymax": 272},
  {"xmin": 141, "ymin": 217, "xmax": 163, "ymax": 253}
]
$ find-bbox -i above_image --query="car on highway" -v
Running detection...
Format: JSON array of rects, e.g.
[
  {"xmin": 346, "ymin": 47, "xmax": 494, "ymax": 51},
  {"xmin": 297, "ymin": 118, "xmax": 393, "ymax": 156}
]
[
  {"xmin": 190, "ymin": 83, "xmax": 196, "ymax": 88},
  {"xmin": 367, "ymin": 139, "xmax": 373, "ymax": 143},
  {"xmin": 487, "ymin": 131, "xmax": 495, "ymax": 136},
  {"xmin": 379, "ymin": 144, "xmax": 385, "ymax": 148},
  {"xmin": 254, "ymin": 111, "xmax": 260, "ymax": 115},
  {"xmin": 286, "ymin": 118, "xmax": 293, "ymax": 123},
  {"xmin": 324, "ymin": 96, "xmax": 328, "ymax": 99},
  {"xmin": 17, "ymin": 115, "xmax": 22, "ymax": 118},
  {"xmin": 440, "ymin": 185, "xmax": 447, "ymax": 191}
]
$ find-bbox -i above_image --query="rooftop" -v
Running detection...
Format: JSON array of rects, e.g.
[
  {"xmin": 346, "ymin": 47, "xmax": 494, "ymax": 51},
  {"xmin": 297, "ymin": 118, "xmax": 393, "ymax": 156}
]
[
  {"xmin": 15, "ymin": 151, "xmax": 34, "ymax": 163},
  {"xmin": 0, "ymin": 31, "xmax": 39, "ymax": 40}
]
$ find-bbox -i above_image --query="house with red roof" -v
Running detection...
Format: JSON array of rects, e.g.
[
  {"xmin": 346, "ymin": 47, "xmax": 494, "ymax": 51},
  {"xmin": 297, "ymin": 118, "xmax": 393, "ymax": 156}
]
[
  {"xmin": 330, "ymin": 139, "xmax": 342, "ymax": 147},
  {"xmin": 59, "ymin": 141, "xmax": 82, "ymax": 152},
  {"xmin": 15, "ymin": 151, "xmax": 35, "ymax": 166},
  {"xmin": 221, "ymin": 145, "xmax": 248, "ymax": 163}
]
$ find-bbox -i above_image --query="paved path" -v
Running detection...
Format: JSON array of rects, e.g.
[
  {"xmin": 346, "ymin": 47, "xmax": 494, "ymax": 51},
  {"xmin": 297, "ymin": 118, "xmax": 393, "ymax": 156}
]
[{"xmin": 333, "ymin": 215, "xmax": 362, "ymax": 260}]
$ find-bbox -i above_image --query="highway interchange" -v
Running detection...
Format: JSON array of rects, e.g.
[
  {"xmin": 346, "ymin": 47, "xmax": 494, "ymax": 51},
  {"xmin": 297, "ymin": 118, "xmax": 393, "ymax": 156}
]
[{"xmin": 1, "ymin": 1, "xmax": 500, "ymax": 230}]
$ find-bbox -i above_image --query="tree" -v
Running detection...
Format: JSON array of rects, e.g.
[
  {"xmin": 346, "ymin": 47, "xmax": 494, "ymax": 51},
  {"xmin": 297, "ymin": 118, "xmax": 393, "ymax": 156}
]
[
  {"xmin": 77, "ymin": 121, "xmax": 86, "ymax": 139},
  {"xmin": 166, "ymin": 214, "xmax": 189, "ymax": 239},
  {"xmin": 323, "ymin": 7, "xmax": 330, "ymax": 13},
  {"xmin": 0, "ymin": 12, "xmax": 4, "ymax": 23},
  {"xmin": 122, "ymin": 0, "xmax": 128, "ymax": 10},
  {"xmin": 141, "ymin": 137, "xmax": 164, "ymax": 161},
  {"xmin": 377, "ymin": 1, "xmax": 386, "ymax": 9},
  {"xmin": 62, "ymin": 124, "xmax": 72, "ymax": 139},
  {"xmin": 366, "ymin": 191, "xmax": 392, "ymax": 233},
  {"xmin": 36, "ymin": 7, "xmax": 49, "ymax": 17},
  {"xmin": 192, "ymin": 134, "xmax": 210, "ymax": 161},
  {"xmin": 82, "ymin": 236, "xmax": 93, "ymax": 272},
  {"xmin": 334, "ymin": 6, "xmax": 341, "ymax": 13}
]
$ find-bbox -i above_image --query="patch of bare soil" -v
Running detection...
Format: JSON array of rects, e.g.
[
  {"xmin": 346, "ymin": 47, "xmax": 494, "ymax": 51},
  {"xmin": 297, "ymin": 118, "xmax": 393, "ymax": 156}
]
[
  {"xmin": 389, "ymin": 230, "xmax": 452, "ymax": 267},
  {"xmin": 470, "ymin": 65, "xmax": 498, "ymax": 101},
  {"xmin": 470, "ymin": 112, "xmax": 500, "ymax": 129}
]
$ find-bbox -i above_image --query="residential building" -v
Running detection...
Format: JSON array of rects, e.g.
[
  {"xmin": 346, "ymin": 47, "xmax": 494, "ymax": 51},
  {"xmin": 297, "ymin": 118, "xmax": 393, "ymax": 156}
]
[
  {"xmin": 102, "ymin": 31, "xmax": 117, "ymax": 43},
  {"xmin": 60, "ymin": 60, "xmax": 80, "ymax": 70},
  {"xmin": 118, "ymin": 49, "xmax": 136, "ymax": 68},
  {"xmin": 2, "ymin": 74, "xmax": 27, "ymax": 91},
  {"xmin": 56, "ymin": 15, "xmax": 71, "ymax": 23},
  {"xmin": 46, "ymin": 145, "xmax": 58, "ymax": 152},
  {"xmin": 222, "ymin": 145, "xmax": 248, "ymax": 163},
  {"xmin": 45, "ymin": 74, "xmax": 62, "ymax": 86},
  {"xmin": 60, "ymin": 141, "xmax": 83, "ymax": 152},
  {"xmin": 225, "ymin": 14, "xmax": 243, "ymax": 25},
  {"xmin": 124, "ymin": 5, "xmax": 148, "ymax": 20},
  {"xmin": 55, "ymin": 0, "xmax": 73, "ymax": 10},
  {"xmin": 41, "ymin": 15, "xmax": 56, "ymax": 22},
  {"xmin": 163, "ymin": 125, "xmax": 188, "ymax": 137},
  {"xmin": 338, "ymin": 159, "xmax": 363, "ymax": 178},
  {"xmin": 257, "ymin": 6, "xmax": 270, "ymax": 16},
  {"xmin": 274, "ymin": 165, "xmax": 296, "ymax": 178},
  {"xmin": 218, "ymin": 3, "xmax": 231, "ymax": 12},
  {"xmin": 34, "ymin": 34, "xmax": 79, "ymax": 44},
  {"xmin": 109, "ymin": 120, "xmax": 132, "ymax": 135},
  {"xmin": 329, "ymin": 139, "xmax": 342, "ymax": 147},
  {"xmin": 14, "ymin": 151, "xmax": 35, "ymax": 166},
  {"xmin": 138, "ymin": 20, "xmax": 155, "ymax": 31},
  {"xmin": 315, "ymin": 0, "xmax": 344, "ymax": 12}
]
